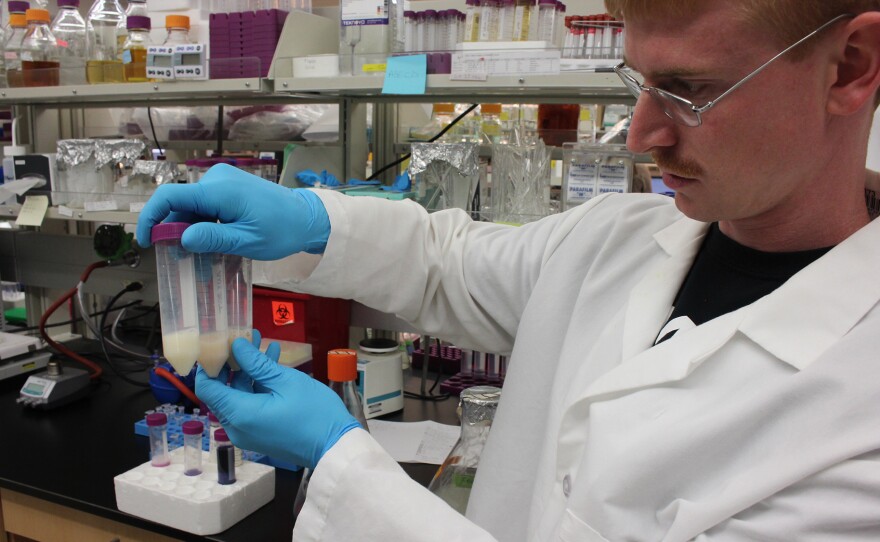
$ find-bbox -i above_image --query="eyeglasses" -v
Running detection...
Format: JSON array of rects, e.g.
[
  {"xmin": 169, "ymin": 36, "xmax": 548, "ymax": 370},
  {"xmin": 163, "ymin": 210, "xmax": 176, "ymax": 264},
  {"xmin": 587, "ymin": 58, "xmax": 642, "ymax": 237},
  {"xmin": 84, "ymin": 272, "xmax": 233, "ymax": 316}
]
[{"xmin": 614, "ymin": 13, "xmax": 855, "ymax": 127}]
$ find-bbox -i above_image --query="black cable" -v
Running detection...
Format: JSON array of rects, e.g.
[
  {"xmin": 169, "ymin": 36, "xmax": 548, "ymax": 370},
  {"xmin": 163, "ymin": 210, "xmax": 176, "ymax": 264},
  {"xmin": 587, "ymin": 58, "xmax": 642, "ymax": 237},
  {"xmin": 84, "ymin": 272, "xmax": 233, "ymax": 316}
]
[
  {"xmin": 8, "ymin": 300, "xmax": 145, "ymax": 333},
  {"xmin": 99, "ymin": 284, "xmax": 151, "ymax": 387},
  {"xmin": 366, "ymin": 103, "xmax": 479, "ymax": 182},
  {"xmin": 147, "ymin": 107, "xmax": 165, "ymax": 158},
  {"xmin": 404, "ymin": 337, "xmax": 451, "ymax": 402}
]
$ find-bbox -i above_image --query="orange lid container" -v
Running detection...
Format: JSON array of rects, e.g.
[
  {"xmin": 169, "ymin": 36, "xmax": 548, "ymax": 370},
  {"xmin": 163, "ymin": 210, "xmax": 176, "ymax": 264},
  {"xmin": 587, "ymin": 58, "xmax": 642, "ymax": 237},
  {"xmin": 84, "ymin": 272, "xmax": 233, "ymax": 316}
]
[
  {"xmin": 25, "ymin": 9, "xmax": 50, "ymax": 22},
  {"xmin": 433, "ymin": 103, "xmax": 455, "ymax": 115},
  {"xmin": 327, "ymin": 349, "xmax": 358, "ymax": 382},
  {"xmin": 480, "ymin": 103, "xmax": 502, "ymax": 116},
  {"xmin": 9, "ymin": 13, "xmax": 26, "ymax": 27},
  {"xmin": 166, "ymin": 14, "xmax": 190, "ymax": 29}
]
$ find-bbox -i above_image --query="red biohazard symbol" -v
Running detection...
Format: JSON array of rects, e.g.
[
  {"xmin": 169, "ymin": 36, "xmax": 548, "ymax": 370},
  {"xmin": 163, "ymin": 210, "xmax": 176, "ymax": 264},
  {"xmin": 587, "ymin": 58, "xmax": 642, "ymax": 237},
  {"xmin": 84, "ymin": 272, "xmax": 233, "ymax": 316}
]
[{"xmin": 271, "ymin": 301, "xmax": 295, "ymax": 326}]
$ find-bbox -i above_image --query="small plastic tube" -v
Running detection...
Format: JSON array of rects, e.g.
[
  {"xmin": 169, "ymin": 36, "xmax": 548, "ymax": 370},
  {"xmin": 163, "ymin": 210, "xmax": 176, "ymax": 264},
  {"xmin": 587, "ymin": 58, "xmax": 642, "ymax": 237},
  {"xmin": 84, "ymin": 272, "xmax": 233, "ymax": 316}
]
[
  {"xmin": 424, "ymin": 9, "xmax": 437, "ymax": 51},
  {"xmin": 224, "ymin": 254, "xmax": 252, "ymax": 371},
  {"xmin": 215, "ymin": 429, "xmax": 236, "ymax": 485},
  {"xmin": 207, "ymin": 411, "xmax": 221, "ymax": 463},
  {"xmin": 403, "ymin": 10, "xmax": 415, "ymax": 52},
  {"xmin": 498, "ymin": 0, "xmax": 515, "ymax": 41},
  {"xmin": 464, "ymin": 0, "xmax": 480, "ymax": 42},
  {"xmin": 182, "ymin": 420, "xmax": 204, "ymax": 476},
  {"xmin": 147, "ymin": 412, "xmax": 171, "ymax": 467},
  {"xmin": 460, "ymin": 348, "xmax": 475, "ymax": 377},
  {"xmin": 536, "ymin": 0, "xmax": 555, "ymax": 43},
  {"xmin": 478, "ymin": 0, "xmax": 500, "ymax": 42}
]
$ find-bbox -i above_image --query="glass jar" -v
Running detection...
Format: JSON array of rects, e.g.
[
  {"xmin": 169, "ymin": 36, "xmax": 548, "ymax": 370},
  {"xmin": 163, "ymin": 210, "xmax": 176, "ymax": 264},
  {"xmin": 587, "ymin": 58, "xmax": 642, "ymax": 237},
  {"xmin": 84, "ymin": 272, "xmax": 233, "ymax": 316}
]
[
  {"xmin": 122, "ymin": 15, "xmax": 151, "ymax": 82},
  {"xmin": 21, "ymin": 9, "xmax": 60, "ymax": 87},
  {"xmin": 428, "ymin": 386, "xmax": 501, "ymax": 514}
]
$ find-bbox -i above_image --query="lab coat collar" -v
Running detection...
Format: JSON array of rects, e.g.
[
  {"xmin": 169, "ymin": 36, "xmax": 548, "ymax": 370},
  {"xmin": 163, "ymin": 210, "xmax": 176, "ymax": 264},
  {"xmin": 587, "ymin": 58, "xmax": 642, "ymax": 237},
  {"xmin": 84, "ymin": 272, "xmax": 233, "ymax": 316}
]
[
  {"xmin": 739, "ymin": 217, "xmax": 880, "ymax": 370},
  {"xmin": 620, "ymin": 217, "xmax": 708, "ymax": 361}
]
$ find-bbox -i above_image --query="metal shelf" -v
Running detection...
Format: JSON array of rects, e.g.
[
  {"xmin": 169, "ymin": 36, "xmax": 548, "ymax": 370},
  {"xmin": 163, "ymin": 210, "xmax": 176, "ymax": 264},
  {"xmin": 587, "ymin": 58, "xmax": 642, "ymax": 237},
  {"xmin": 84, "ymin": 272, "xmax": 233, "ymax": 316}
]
[
  {"xmin": 274, "ymin": 72, "xmax": 634, "ymax": 104},
  {"xmin": 0, "ymin": 78, "xmax": 276, "ymax": 107}
]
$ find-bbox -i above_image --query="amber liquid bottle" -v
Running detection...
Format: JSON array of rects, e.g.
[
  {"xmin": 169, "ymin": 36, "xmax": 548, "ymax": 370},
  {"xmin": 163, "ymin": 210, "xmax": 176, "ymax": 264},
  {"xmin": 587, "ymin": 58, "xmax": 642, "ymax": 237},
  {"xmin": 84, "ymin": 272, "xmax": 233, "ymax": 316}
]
[{"xmin": 20, "ymin": 9, "xmax": 61, "ymax": 87}]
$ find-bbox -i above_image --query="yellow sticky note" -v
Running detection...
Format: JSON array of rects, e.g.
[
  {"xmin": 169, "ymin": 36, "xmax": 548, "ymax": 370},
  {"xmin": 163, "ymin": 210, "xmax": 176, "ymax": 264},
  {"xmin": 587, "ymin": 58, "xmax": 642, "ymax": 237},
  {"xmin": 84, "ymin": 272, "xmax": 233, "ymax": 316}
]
[{"xmin": 15, "ymin": 195, "xmax": 49, "ymax": 227}]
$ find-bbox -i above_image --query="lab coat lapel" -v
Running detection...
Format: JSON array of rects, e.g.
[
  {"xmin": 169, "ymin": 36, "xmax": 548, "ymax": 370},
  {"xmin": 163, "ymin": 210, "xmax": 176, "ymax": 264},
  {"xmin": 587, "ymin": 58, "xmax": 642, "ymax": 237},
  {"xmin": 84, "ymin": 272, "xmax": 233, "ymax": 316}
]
[
  {"xmin": 620, "ymin": 218, "xmax": 708, "ymax": 360},
  {"xmin": 739, "ymin": 216, "xmax": 880, "ymax": 369}
]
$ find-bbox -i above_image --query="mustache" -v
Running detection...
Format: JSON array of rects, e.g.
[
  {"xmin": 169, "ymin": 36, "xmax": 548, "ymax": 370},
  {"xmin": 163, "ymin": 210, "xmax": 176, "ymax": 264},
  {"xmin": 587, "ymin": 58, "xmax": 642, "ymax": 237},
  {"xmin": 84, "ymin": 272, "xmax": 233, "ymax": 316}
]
[{"xmin": 652, "ymin": 150, "xmax": 704, "ymax": 178}]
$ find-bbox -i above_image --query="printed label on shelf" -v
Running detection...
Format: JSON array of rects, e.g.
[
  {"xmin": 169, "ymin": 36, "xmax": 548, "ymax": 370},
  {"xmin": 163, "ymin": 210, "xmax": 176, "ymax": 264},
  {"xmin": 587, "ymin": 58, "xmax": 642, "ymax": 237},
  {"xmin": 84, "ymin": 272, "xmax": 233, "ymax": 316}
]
[
  {"xmin": 451, "ymin": 49, "xmax": 560, "ymax": 79},
  {"xmin": 84, "ymin": 200, "xmax": 119, "ymax": 212},
  {"xmin": 57, "ymin": 205, "xmax": 74, "ymax": 217}
]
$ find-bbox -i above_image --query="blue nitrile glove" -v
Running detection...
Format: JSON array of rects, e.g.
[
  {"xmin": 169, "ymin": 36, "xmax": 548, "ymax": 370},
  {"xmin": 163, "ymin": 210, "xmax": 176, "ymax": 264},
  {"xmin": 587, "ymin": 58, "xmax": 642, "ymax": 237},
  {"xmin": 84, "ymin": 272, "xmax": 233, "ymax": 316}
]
[
  {"xmin": 381, "ymin": 172, "xmax": 411, "ymax": 192},
  {"xmin": 136, "ymin": 163, "xmax": 331, "ymax": 260},
  {"xmin": 196, "ymin": 335, "xmax": 362, "ymax": 470},
  {"xmin": 296, "ymin": 169, "xmax": 321, "ymax": 187}
]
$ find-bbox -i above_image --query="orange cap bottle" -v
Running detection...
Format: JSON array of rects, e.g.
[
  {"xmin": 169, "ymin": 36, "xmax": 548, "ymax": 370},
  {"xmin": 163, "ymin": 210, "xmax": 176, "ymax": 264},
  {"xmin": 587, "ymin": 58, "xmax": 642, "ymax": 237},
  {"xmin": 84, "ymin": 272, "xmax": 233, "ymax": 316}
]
[{"xmin": 327, "ymin": 349, "xmax": 358, "ymax": 382}]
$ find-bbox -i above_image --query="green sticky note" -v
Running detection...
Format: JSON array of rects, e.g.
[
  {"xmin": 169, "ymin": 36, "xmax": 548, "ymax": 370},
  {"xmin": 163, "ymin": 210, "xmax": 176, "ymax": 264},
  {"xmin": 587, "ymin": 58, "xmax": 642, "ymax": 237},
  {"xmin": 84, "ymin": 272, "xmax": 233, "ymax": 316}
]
[{"xmin": 382, "ymin": 54, "xmax": 427, "ymax": 95}]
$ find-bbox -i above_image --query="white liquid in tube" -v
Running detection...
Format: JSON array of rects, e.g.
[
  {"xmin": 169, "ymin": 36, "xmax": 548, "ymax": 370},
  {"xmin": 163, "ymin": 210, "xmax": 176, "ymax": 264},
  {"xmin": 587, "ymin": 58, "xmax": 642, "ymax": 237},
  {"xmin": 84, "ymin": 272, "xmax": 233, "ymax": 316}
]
[
  {"xmin": 226, "ymin": 328, "xmax": 253, "ymax": 371},
  {"xmin": 199, "ymin": 331, "xmax": 231, "ymax": 377},
  {"xmin": 162, "ymin": 328, "xmax": 200, "ymax": 375}
]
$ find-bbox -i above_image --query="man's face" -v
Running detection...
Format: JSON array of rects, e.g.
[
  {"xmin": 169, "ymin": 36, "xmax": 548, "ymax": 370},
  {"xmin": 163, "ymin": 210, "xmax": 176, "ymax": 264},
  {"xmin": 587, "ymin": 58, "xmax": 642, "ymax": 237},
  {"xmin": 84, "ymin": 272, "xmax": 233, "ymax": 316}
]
[{"xmin": 624, "ymin": 4, "xmax": 830, "ymax": 227}]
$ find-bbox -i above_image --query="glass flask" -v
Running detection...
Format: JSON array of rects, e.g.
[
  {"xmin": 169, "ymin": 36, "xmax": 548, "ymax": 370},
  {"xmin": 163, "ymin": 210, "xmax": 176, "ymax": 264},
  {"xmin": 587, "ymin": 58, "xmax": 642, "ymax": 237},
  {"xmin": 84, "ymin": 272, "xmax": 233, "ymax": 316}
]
[
  {"xmin": 122, "ymin": 15, "xmax": 151, "ymax": 82},
  {"xmin": 294, "ymin": 348, "xmax": 369, "ymax": 516},
  {"xmin": 5, "ymin": 13, "xmax": 29, "ymax": 88},
  {"xmin": 428, "ymin": 386, "xmax": 501, "ymax": 514}
]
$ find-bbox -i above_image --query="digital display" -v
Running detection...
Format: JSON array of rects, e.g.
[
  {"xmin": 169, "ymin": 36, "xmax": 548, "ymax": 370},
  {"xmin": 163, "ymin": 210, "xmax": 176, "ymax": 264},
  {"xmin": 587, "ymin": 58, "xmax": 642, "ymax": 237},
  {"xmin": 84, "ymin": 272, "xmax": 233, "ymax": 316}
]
[
  {"xmin": 23, "ymin": 382, "xmax": 45, "ymax": 395},
  {"xmin": 180, "ymin": 53, "xmax": 203, "ymax": 66},
  {"xmin": 150, "ymin": 55, "xmax": 174, "ymax": 68}
]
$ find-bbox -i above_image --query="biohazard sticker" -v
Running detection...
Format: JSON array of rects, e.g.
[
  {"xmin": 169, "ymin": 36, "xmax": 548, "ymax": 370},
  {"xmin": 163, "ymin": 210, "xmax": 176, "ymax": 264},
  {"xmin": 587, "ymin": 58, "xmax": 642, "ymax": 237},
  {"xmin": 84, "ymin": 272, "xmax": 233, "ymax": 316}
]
[{"xmin": 271, "ymin": 301, "xmax": 295, "ymax": 326}]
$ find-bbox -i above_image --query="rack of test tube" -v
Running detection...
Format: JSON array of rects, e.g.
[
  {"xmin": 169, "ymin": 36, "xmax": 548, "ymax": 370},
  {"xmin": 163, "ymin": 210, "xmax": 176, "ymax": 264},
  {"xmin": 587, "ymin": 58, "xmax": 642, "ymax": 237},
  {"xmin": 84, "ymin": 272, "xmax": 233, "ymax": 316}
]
[
  {"xmin": 133, "ymin": 404, "xmax": 301, "ymax": 471},
  {"xmin": 411, "ymin": 340, "xmax": 506, "ymax": 395}
]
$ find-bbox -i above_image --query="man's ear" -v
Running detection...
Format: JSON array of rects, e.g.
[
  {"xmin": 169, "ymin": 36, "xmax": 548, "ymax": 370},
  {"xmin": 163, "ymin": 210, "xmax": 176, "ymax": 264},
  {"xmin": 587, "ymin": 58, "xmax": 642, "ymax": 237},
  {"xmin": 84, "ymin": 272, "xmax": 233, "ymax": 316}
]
[{"xmin": 827, "ymin": 12, "xmax": 880, "ymax": 116}]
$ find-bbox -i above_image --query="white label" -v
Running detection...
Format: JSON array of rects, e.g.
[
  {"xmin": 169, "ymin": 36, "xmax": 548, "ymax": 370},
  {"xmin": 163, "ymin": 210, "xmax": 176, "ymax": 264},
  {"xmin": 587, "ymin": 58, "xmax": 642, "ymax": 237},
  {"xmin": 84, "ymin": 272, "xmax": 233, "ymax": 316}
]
[
  {"xmin": 341, "ymin": 0, "xmax": 389, "ymax": 24},
  {"xmin": 451, "ymin": 49, "xmax": 560, "ymax": 79},
  {"xmin": 450, "ymin": 56, "xmax": 488, "ymax": 81},
  {"xmin": 15, "ymin": 195, "xmax": 49, "ymax": 227},
  {"xmin": 566, "ymin": 162, "xmax": 597, "ymax": 203},
  {"xmin": 179, "ymin": 257, "xmax": 198, "ymax": 329},
  {"xmin": 597, "ymin": 163, "xmax": 628, "ymax": 195},
  {"xmin": 173, "ymin": 65, "xmax": 207, "ymax": 79},
  {"xmin": 57, "ymin": 205, "xmax": 74, "ymax": 217},
  {"xmin": 146, "ymin": 67, "xmax": 175, "ymax": 79},
  {"xmin": 84, "ymin": 200, "xmax": 118, "ymax": 212},
  {"xmin": 129, "ymin": 201, "xmax": 146, "ymax": 213}
]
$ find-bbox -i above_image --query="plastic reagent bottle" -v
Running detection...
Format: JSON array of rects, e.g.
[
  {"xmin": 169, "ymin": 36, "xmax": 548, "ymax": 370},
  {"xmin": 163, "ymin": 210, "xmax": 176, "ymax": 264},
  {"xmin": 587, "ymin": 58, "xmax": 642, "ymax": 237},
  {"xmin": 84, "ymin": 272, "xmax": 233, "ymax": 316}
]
[
  {"xmin": 151, "ymin": 222, "xmax": 201, "ymax": 376},
  {"xmin": 5, "ymin": 1, "xmax": 30, "ymax": 36},
  {"xmin": 51, "ymin": 0, "xmax": 88, "ymax": 85},
  {"xmin": 147, "ymin": 412, "xmax": 171, "ymax": 467},
  {"xmin": 294, "ymin": 348, "xmax": 368, "ymax": 516},
  {"xmin": 182, "ymin": 420, "xmax": 204, "ymax": 476},
  {"xmin": 163, "ymin": 15, "xmax": 192, "ymax": 45},
  {"xmin": 122, "ymin": 15, "xmax": 150, "ymax": 82},
  {"xmin": 86, "ymin": 0, "xmax": 125, "ymax": 83},
  {"xmin": 4, "ymin": 13, "xmax": 29, "ymax": 87},
  {"xmin": 20, "ymin": 8, "xmax": 59, "ymax": 87},
  {"xmin": 215, "ymin": 428, "xmax": 236, "ymax": 485}
]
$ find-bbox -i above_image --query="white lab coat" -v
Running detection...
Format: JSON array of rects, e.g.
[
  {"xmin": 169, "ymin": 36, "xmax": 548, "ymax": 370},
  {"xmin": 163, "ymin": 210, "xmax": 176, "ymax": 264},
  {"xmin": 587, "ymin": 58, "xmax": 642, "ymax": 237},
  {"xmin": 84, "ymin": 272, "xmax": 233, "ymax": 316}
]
[{"xmin": 256, "ymin": 191, "xmax": 880, "ymax": 541}]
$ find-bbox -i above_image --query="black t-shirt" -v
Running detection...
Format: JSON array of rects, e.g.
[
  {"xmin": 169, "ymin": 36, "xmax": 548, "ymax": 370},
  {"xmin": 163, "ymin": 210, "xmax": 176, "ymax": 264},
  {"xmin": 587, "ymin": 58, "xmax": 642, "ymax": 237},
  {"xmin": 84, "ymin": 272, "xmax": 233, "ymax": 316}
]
[{"xmin": 654, "ymin": 223, "xmax": 833, "ymax": 345}]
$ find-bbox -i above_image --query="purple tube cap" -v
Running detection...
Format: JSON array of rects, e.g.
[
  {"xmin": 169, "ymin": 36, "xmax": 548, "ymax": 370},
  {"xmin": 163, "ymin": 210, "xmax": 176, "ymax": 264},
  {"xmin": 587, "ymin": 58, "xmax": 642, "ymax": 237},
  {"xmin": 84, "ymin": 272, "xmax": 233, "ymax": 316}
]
[
  {"xmin": 146, "ymin": 412, "xmax": 168, "ymax": 426},
  {"xmin": 182, "ymin": 420, "xmax": 204, "ymax": 435},
  {"xmin": 150, "ymin": 222, "xmax": 191, "ymax": 244},
  {"xmin": 538, "ymin": 0, "xmax": 556, "ymax": 5},
  {"xmin": 214, "ymin": 428, "xmax": 230, "ymax": 442},
  {"xmin": 127, "ymin": 15, "xmax": 151, "ymax": 30},
  {"xmin": 8, "ymin": 1, "xmax": 29, "ymax": 13},
  {"xmin": 57, "ymin": 0, "xmax": 79, "ymax": 7}
]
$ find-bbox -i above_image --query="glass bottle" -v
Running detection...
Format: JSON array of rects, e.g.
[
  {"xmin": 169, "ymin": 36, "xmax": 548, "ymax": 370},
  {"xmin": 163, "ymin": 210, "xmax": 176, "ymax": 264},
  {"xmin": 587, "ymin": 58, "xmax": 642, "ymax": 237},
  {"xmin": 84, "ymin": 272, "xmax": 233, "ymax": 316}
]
[
  {"xmin": 117, "ymin": 0, "xmax": 147, "ymax": 48},
  {"xmin": 51, "ymin": 0, "xmax": 88, "ymax": 85},
  {"xmin": 4, "ymin": 13, "xmax": 28, "ymax": 87},
  {"xmin": 122, "ymin": 15, "xmax": 150, "ymax": 82},
  {"xmin": 428, "ymin": 386, "xmax": 501, "ymax": 514},
  {"xmin": 86, "ymin": 0, "xmax": 125, "ymax": 83},
  {"xmin": 294, "ymin": 348, "xmax": 368, "ymax": 516},
  {"xmin": 163, "ymin": 15, "xmax": 192, "ymax": 45},
  {"xmin": 4, "ymin": 1, "xmax": 30, "ymax": 36},
  {"xmin": 21, "ymin": 8, "xmax": 59, "ymax": 86}
]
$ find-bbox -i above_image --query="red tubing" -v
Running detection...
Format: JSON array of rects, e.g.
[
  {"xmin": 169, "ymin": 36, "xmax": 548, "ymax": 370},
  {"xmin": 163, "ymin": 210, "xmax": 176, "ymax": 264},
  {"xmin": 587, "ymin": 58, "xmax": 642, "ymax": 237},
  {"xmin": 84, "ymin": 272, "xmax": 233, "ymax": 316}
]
[{"xmin": 154, "ymin": 366, "xmax": 200, "ymax": 405}]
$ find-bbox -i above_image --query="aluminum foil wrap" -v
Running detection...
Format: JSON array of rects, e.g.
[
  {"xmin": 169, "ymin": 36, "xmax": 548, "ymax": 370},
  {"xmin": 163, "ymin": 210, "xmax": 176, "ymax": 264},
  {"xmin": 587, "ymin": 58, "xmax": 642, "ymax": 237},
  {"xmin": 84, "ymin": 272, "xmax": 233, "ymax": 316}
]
[
  {"xmin": 409, "ymin": 142, "xmax": 479, "ymax": 177},
  {"xmin": 56, "ymin": 139, "xmax": 145, "ymax": 170},
  {"xmin": 410, "ymin": 143, "xmax": 480, "ymax": 212},
  {"xmin": 131, "ymin": 160, "xmax": 180, "ymax": 186}
]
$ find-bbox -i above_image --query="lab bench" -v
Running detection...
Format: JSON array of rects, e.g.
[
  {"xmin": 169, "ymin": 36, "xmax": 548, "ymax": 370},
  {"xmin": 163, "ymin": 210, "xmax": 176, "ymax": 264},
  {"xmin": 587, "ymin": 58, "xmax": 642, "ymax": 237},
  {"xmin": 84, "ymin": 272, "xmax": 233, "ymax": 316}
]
[{"xmin": 0, "ymin": 347, "xmax": 458, "ymax": 542}]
